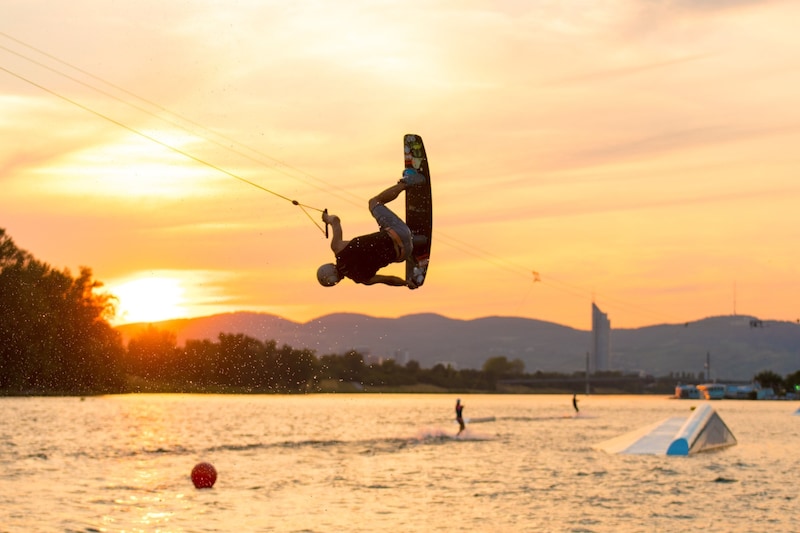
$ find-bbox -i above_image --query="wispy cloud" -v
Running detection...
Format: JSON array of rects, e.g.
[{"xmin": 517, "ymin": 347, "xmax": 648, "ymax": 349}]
[{"xmin": 543, "ymin": 54, "xmax": 713, "ymax": 87}]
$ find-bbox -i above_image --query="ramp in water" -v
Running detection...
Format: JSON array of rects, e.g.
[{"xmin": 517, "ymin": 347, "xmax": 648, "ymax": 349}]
[{"xmin": 596, "ymin": 403, "xmax": 737, "ymax": 456}]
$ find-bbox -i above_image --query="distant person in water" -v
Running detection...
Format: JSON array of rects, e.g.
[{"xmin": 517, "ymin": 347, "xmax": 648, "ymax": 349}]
[
  {"xmin": 572, "ymin": 394, "xmax": 579, "ymax": 414},
  {"xmin": 455, "ymin": 398, "xmax": 465, "ymax": 435}
]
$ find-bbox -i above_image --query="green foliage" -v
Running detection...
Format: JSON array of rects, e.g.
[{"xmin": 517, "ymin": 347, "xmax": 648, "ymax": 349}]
[
  {"xmin": 126, "ymin": 325, "xmax": 179, "ymax": 381},
  {"xmin": 753, "ymin": 369, "xmax": 784, "ymax": 393},
  {"xmin": 122, "ymin": 331, "xmax": 323, "ymax": 392},
  {"xmin": 0, "ymin": 229, "xmax": 124, "ymax": 393},
  {"xmin": 482, "ymin": 355, "xmax": 525, "ymax": 377},
  {"xmin": 784, "ymin": 370, "xmax": 800, "ymax": 392},
  {"xmin": 363, "ymin": 358, "xmax": 416, "ymax": 387}
]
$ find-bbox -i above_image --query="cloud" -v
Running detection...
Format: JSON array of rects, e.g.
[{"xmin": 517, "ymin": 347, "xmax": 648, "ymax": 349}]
[
  {"xmin": 543, "ymin": 54, "xmax": 713, "ymax": 87},
  {"xmin": 645, "ymin": 0, "xmax": 771, "ymax": 12}
]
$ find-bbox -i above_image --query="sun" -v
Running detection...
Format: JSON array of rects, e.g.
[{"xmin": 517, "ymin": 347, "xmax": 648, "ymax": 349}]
[{"xmin": 109, "ymin": 276, "xmax": 188, "ymax": 324}]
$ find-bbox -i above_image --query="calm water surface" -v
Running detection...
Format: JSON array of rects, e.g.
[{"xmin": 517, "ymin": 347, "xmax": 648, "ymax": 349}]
[{"xmin": 0, "ymin": 394, "xmax": 797, "ymax": 532}]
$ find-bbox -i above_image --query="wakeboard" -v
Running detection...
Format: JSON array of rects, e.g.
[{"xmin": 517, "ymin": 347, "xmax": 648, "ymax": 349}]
[{"xmin": 403, "ymin": 133, "xmax": 432, "ymax": 289}]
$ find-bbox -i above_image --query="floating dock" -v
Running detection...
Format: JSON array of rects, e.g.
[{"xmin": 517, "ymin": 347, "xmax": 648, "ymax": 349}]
[{"xmin": 596, "ymin": 403, "xmax": 737, "ymax": 456}]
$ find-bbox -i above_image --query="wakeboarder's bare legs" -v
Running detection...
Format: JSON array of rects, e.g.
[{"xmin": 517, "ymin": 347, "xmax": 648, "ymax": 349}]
[{"xmin": 368, "ymin": 182, "xmax": 407, "ymax": 212}]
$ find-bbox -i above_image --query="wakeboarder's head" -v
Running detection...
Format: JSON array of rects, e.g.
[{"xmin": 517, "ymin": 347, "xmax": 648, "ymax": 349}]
[{"xmin": 316, "ymin": 263, "xmax": 341, "ymax": 287}]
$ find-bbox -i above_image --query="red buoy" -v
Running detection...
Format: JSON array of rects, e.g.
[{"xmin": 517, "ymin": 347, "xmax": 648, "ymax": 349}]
[{"xmin": 191, "ymin": 462, "xmax": 217, "ymax": 489}]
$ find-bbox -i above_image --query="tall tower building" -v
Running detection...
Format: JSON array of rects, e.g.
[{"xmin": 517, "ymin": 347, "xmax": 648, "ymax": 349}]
[{"xmin": 591, "ymin": 303, "xmax": 611, "ymax": 373}]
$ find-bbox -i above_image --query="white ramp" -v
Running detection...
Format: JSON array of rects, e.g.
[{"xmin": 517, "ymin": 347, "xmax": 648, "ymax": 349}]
[{"xmin": 596, "ymin": 404, "xmax": 737, "ymax": 456}]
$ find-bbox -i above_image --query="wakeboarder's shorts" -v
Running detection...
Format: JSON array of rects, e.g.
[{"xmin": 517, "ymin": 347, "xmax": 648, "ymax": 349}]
[{"xmin": 371, "ymin": 204, "xmax": 413, "ymax": 262}]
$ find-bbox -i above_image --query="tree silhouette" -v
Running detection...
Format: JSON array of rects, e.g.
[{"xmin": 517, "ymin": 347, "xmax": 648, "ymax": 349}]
[
  {"xmin": 753, "ymin": 369, "xmax": 784, "ymax": 394},
  {"xmin": 0, "ymin": 228, "xmax": 124, "ymax": 393},
  {"xmin": 126, "ymin": 325, "xmax": 179, "ymax": 381}
]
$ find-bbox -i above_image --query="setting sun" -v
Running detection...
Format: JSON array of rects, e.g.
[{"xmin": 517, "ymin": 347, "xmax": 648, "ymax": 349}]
[{"xmin": 109, "ymin": 276, "xmax": 188, "ymax": 325}]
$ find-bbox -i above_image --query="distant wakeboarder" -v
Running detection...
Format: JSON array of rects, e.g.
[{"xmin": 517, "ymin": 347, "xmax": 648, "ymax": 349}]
[{"xmin": 455, "ymin": 398, "xmax": 465, "ymax": 436}]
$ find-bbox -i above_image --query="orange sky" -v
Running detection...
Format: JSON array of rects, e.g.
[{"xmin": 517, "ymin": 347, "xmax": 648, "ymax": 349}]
[{"xmin": 3, "ymin": 1, "xmax": 800, "ymax": 330}]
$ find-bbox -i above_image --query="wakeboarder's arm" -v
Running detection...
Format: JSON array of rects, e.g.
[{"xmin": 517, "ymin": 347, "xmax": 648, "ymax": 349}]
[
  {"xmin": 323, "ymin": 212, "xmax": 348, "ymax": 254},
  {"xmin": 363, "ymin": 274, "xmax": 408, "ymax": 286}
]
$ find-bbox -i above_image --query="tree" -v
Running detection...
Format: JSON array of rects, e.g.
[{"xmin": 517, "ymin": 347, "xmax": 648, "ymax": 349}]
[
  {"xmin": 216, "ymin": 333, "xmax": 264, "ymax": 387},
  {"xmin": 753, "ymin": 369, "xmax": 784, "ymax": 394},
  {"xmin": 0, "ymin": 228, "xmax": 124, "ymax": 393},
  {"xmin": 263, "ymin": 342, "xmax": 317, "ymax": 392},
  {"xmin": 784, "ymin": 370, "xmax": 800, "ymax": 394},
  {"xmin": 318, "ymin": 350, "xmax": 367, "ymax": 383},
  {"xmin": 126, "ymin": 326, "xmax": 179, "ymax": 381},
  {"xmin": 405, "ymin": 360, "xmax": 421, "ymax": 374},
  {"xmin": 364, "ymin": 358, "xmax": 416, "ymax": 387},
  {"xmin": 180, "ymin": 338, "xmax": 219, "ymax": 386},
  {"xmin": 482, "ymin": 356, "xmax": 525, "ymax": 377}
]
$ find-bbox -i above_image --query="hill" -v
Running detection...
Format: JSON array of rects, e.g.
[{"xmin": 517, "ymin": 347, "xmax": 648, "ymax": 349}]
[{"xmin": 116, "ymin": 313, "xmax": 800, "ymax": 380}]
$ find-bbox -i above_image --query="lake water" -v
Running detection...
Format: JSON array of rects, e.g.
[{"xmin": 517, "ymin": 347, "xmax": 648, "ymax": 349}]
[{"xmin": 0, "ymin": 394, "xmax": 797, "ymax": 532}]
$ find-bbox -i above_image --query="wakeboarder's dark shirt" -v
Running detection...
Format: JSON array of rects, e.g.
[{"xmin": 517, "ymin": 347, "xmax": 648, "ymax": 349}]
[{"xmin": 336, "ymin": 231, "xmax": 397, "ymax": 283}]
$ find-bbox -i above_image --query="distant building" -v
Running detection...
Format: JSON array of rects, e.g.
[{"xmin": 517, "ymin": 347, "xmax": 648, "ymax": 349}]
[
  {"xmin": 591, "ymin": 303, "xmax": 611, "ymax": 373},
  {"xmin": 394, "ymin": 350, "xmax": 410, "ymax": 365}
]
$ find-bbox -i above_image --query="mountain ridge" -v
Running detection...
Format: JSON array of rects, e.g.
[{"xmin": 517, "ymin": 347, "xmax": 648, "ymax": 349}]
[{"xmin": 115, "ymin": 312, "xmax": 800, "ymax": 380}]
